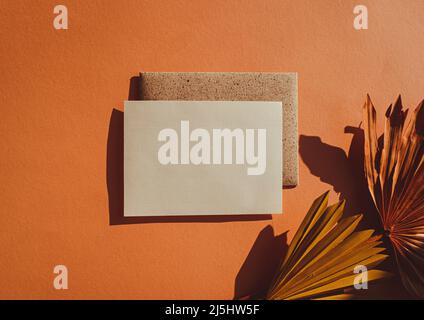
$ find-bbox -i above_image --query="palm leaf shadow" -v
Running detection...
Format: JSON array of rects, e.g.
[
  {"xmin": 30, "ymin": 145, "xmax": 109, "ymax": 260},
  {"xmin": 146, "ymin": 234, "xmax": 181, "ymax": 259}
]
[{"xmin": 298, "ymin": 127, "xmax": 410, "ymax": 299}]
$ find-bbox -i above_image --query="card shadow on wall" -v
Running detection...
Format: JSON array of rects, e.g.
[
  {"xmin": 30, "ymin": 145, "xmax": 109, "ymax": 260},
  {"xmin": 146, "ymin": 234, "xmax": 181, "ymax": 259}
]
[{"xmin": 106, "ymin": 76, "xmax": 273, "ymax": 225}]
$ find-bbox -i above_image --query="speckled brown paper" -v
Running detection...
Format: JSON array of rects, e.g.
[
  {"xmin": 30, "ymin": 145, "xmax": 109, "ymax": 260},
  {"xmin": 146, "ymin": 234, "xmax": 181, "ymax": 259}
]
[{"xmin": 139, "ymin": 72, "xmax": 298, "ymax": 186}]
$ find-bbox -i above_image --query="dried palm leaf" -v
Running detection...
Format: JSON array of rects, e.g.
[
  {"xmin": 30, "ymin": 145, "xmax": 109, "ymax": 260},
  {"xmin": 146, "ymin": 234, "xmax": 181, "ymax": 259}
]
[
  {"xmin": 363, "ymin": 95, "xmax": 424, "ymax": 298},
  {"xmin": 267, "ymin": 191, "xmax": 389, "ymax": 300}
]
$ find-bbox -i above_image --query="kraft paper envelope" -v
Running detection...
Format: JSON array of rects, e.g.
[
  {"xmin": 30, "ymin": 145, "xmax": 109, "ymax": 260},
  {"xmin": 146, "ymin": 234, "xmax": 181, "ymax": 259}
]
[
  {"xmin": 124, "ymin": 101, "xmax": 282, "ymax": 216},
  {"xmin": 139, "ymin": 72, "xmax": 298, "ymax": 187}
]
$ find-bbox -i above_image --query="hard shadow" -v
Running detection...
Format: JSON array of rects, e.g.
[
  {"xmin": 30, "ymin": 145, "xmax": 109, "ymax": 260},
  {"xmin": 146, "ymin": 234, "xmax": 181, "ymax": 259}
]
[
  {"xmin": 128, "ymin": 75, "xmax": 143, "ymax": 101},
  {"xmin": 234, "ymin": 225, "xmax": 288, "ymax": 300},
  {"xmin": 106, "ymin": 75, "xmax": 273, "ymax": 225},
  {"xmin": 299, "ymin": 127, "xmax": 381, "ymax": 230},
  {"xmin": 107, "ymin": 108, "xmax": 125, "ymax": 225}
]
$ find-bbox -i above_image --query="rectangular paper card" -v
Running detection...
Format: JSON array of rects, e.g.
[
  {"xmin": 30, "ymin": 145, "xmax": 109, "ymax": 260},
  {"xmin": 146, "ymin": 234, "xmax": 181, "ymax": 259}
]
[{"xmin": 124, "ymin": 101, "xmax": 282, "ymax": 216}]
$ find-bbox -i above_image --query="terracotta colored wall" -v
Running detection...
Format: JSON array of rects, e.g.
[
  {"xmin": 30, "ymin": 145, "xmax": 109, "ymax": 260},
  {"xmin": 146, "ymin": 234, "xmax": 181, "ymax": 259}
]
[{"xmin": 0, "ymin": 0, "xmax": 423, "ymax": 299}]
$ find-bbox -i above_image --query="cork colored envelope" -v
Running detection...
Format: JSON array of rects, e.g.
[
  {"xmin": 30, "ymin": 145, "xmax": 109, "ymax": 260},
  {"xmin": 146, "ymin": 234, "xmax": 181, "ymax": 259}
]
[{"xmin": 139, "ymin": 72, "xmax": 298, "ymax": 186}]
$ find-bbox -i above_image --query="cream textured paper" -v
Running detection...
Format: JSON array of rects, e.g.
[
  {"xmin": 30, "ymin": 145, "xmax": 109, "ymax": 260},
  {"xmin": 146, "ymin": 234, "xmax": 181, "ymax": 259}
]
[{"xmin": 124, "ymin": 101, "xmax": 282, "ymax": 216}]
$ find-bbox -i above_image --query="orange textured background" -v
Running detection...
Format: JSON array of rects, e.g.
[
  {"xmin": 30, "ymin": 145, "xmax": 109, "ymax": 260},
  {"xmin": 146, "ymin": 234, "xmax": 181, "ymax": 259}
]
[{"xmin": 0, "ymin": 0, "xmax": 423, "ymax": 299}]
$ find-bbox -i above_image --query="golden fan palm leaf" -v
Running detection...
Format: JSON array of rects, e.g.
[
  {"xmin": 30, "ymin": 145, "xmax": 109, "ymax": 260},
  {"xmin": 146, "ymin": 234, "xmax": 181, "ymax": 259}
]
[
  {"xmin": 363, "ymin": 95, "xmax": 424, "ymax": 298},
  {"xmin": 266, "ymin": 191, "xmax": 389, "ymax": 300}
]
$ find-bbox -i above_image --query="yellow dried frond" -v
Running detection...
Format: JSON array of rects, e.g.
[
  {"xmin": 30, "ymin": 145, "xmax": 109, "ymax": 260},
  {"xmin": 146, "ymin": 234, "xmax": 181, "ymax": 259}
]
[{"xmin": 266, "ymin": 192, "xmax": 389, "ymax": 300}]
